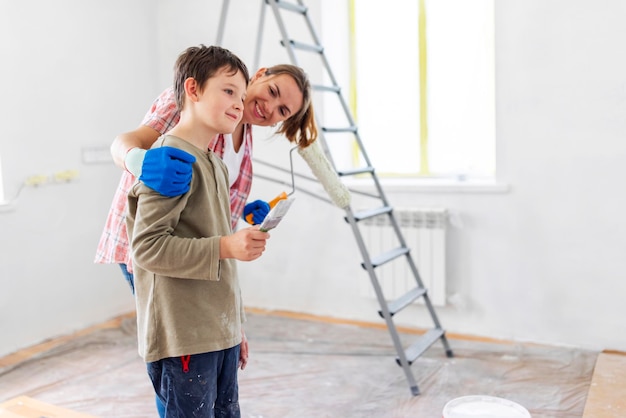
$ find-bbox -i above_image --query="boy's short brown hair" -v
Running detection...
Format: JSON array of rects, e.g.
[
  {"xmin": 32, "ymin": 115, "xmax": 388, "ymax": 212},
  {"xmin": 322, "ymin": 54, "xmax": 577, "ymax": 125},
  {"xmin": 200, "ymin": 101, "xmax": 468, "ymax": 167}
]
[{"xmin": 173, "ymin": 44, "xmax": 249, "ymax": 110}]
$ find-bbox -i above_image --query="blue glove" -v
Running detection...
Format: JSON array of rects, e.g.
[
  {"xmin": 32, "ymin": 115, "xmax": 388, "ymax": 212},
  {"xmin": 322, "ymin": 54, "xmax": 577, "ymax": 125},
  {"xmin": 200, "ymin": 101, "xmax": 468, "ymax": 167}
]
[
  {"xmin": 127, "ymin": 146, "xmax": 196, "ymax": 197},
  {"xmin": 243, "ymin": 200, "xmax": 270, "ymax": 225}
]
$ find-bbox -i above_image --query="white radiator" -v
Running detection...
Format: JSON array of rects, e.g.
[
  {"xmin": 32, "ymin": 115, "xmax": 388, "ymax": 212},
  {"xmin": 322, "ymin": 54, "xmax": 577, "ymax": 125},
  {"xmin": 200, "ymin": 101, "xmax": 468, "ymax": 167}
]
[{"xmin": 359, "ymin": 208, "xmax": 447, "ymax": 307}]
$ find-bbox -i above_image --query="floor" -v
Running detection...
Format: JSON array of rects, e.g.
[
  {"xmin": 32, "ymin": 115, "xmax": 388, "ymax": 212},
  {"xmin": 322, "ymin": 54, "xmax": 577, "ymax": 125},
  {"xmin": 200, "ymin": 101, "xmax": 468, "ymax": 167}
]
[{"xmin": 0, "ymin": 309, "xmax": 613, "ymax": 418}]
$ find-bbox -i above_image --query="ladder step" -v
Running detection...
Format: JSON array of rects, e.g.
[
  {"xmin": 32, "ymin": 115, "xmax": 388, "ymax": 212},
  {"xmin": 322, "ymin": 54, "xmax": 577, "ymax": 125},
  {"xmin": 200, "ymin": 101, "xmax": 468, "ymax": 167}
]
[
  {"xmin": 351, "ymin": 206, "xmax": 392, "ymax": 222},
  {"xmin": 397, "ymin": 328, "xmax": 445, "ymax": 366},
  {"xmin": 362, "ymin": 246, "xmax": 409, "ymax": 269},
  {"xmin": 321, "ymin": 126, "xmax": 358, "ymax": 134},
  {"xmin": 379, "ymin": 287, "xmax": 428, "ymax": 318},
  {"xmin": 271, "ymin": 0, "xmax": 308, "ymax": 14},
  {"xmin": 280, "ymin": 39, "xmax": 323, "ymax": 53},
  {"xmin": 337, "ymin": 166, "xmax": 374, "ymax": 177},
  {"xmin": 312, "ymin": 84, "xmax": 340, "ymax": 93}
]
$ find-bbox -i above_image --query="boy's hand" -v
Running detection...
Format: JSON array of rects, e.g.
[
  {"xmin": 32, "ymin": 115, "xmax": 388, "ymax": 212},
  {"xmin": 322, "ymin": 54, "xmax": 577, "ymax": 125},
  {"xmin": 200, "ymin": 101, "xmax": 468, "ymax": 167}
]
[
  {"xmin": 125, "ymin": 147, "xmax": 196, "ymax": 197},
  {"xmin": 243, "ymin": 200, "xmax": 270, "ymax": 225},
  {"xmin": 239, "ymin": 329, "xmax": 249, "ymax": 370},
  {"xmin": 220, "ymin": 227, "xmax": 270, "ymax": 261}
]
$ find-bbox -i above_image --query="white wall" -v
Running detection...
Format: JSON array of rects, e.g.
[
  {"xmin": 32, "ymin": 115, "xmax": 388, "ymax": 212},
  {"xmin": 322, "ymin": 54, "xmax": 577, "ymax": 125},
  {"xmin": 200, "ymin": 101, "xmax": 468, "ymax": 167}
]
[
  {"xmin": 0, "ymin": 0, "xmax": 159, "ymax": 357},
  {"xmin": 0, "ymin": 0, "xmax": 624, "ymax": 360}
]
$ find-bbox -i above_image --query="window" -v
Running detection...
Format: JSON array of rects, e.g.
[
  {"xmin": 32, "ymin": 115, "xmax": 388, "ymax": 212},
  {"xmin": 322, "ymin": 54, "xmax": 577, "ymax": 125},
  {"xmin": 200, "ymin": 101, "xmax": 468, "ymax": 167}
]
[{"xmin": 351, "ymin": 0, "xmax": 495, "ymax": 180}]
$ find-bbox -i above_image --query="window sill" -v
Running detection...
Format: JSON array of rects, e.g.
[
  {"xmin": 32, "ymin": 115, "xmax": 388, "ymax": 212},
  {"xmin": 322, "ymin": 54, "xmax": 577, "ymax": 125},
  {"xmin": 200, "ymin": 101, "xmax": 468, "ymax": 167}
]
[{"xmin": 343, "ymin": 177, "xmax": 510, "ymax": 194}]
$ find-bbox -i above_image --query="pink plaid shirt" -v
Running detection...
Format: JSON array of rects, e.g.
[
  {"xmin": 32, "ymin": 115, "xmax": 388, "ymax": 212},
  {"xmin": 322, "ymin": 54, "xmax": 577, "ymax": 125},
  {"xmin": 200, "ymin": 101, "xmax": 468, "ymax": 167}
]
[{"xmin": 94, "ymin": 87, "xmax": 254, "ymax": 267}]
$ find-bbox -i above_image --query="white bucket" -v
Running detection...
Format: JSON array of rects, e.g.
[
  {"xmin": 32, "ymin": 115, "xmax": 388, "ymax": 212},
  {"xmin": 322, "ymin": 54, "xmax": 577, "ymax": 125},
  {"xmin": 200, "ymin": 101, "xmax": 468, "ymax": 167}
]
[{"xmin": 443, "ymin": 395, "xmax": 531, "ymax": 418}]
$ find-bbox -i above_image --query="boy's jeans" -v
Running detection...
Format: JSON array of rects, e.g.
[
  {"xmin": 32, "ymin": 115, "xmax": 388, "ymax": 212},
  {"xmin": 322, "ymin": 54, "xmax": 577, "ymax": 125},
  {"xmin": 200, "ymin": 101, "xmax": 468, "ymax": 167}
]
[{"xmin": 147, "ymin": 345, "xmax": 241, "ymax": 418}]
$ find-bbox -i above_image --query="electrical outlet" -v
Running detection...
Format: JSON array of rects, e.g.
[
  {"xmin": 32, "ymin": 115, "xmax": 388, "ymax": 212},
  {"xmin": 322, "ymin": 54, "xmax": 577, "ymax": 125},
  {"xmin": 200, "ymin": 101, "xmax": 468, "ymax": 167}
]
[{"xmin": 82, "ymin": 146, "xmax": 112, "ymax": 164}]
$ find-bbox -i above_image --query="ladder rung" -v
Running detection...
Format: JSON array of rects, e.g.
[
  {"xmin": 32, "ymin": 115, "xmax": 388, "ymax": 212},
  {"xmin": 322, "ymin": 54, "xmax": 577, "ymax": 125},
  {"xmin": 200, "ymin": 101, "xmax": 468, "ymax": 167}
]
[
  {"xmin": 337, "ymin": 166, "xmax": 375, "ymax": 177},
  {"xmin": 312, "ymin": 84, "xmax": 340, "ymax": 93},
  {"xmin": 379, "ymin": 287, "xmax": 428, "ymax": 318},
  {"xmin": 271, "ymin": 0, "xmax": 308, "ymax": 14},
  {"xmin": 397, "ymin": 328, "xmax": 445, "ymax": 366},
  {"xmin": 280, "ymin": 39, "xmax": 323, "ymax": 53},
  {"xmin": 351, "ymin": 206, "xmax": 392, "ymax": 222},
  {"xmin": 322, "ymin": 126, "xmax": 357, "ymax": 133},
  {"xmin": 362, "ymin": 246, "xmax": 409, "ymax": 269}
]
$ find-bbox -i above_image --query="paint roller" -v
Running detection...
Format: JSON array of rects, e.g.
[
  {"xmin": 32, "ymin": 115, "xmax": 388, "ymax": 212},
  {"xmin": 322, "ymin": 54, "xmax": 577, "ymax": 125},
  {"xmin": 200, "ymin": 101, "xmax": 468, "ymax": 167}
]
[{"xmin": 296, "ymin": 140, "xmax": 351, "ymax": 209}]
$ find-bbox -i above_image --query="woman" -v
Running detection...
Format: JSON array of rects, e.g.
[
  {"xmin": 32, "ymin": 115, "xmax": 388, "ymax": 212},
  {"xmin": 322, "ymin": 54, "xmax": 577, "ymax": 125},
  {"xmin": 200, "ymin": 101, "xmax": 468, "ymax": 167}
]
[{"xmin": 94, "ymin": 64, "xmax": 317, "ymax": 413}]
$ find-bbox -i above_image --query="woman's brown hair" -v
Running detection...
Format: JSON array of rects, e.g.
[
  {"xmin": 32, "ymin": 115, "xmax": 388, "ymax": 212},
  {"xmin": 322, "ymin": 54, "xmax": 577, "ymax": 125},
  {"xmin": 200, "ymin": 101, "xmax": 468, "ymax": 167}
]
[{"xmin": 264, "ymin": 64, "xmax": 318, "ymax": 148}]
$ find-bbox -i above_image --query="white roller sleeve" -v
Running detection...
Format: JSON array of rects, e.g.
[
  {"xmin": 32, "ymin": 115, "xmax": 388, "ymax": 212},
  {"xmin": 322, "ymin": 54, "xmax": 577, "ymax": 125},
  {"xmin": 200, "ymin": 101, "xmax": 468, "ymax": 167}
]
[{"xmin": 297, "ymin": 140, "xmax": 351, "ymax": 208}]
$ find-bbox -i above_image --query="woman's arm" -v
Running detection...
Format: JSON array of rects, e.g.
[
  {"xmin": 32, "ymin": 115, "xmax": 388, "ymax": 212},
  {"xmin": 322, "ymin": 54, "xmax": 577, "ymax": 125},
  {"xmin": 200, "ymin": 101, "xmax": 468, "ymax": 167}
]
[
  {"xmin": 111, "ymin": 87, "xmax": 196, "ymax": 197},
  {"xmin": 110, "ymin": 125, "xmax": 161, "ymax": 170}
]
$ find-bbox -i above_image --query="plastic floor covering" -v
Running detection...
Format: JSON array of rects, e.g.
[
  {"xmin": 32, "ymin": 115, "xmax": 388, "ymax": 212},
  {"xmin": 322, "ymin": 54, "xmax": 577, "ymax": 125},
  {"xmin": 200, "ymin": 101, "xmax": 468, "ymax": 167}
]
[{"xmin": 0, "ymin": 311, "xmax": 597, "ymax": 418}]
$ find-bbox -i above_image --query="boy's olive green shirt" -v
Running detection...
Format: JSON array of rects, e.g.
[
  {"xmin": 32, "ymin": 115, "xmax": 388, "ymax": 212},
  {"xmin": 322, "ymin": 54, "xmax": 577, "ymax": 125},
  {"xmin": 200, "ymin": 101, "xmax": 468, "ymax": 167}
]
[{"xmin": 126, "ymin": 135, "xmax": 245, "ymax": 363}]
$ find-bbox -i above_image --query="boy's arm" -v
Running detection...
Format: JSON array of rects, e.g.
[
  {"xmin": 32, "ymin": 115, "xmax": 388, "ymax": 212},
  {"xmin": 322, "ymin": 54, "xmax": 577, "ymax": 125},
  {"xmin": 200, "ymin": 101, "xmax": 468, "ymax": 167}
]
[
  {"xmin": 129, "ymin": 186, "xmax": 222, "ymax": 280},
  {"xmin": 129, "ymin": 187, "xmax": 270, "ymax": 279}
]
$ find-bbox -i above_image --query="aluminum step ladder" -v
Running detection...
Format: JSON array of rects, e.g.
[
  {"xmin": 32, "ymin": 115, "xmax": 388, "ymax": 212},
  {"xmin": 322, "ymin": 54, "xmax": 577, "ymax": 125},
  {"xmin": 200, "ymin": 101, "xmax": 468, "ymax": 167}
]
[{"xmin": 217, "ymin": 0, "xmax": 453, "ymax": 396}]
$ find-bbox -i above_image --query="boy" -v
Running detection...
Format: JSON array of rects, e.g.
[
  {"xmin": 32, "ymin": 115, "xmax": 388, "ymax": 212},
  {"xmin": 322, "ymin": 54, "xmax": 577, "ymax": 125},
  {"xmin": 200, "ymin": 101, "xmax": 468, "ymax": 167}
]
[{"xmin": 126, "ymin": 45, "xmax": 269, "ymax": 417}]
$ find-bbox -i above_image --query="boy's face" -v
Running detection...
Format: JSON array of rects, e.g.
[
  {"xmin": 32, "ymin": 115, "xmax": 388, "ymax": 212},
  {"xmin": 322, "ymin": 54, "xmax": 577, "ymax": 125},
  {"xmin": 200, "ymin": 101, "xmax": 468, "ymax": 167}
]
[{"xmin": 196, "ymin": 67, "xmax": 247, "ymax": 134}]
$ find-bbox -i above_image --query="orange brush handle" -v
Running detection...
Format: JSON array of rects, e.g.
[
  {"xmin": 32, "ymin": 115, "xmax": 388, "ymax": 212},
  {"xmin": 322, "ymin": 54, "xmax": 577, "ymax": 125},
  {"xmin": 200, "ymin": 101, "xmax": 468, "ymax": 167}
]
[
  {"xmin": 245, "ymin": 192, "xmax": 287, "ymax": 225},
  {"xmin": 268, "ymin": 191, "xmax": 288, "ymax": 208}
]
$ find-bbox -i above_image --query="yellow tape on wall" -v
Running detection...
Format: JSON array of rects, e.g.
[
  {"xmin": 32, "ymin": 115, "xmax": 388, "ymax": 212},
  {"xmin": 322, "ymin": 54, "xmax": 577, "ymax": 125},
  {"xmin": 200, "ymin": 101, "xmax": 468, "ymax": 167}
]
[
  {"xmin": 348, "ymin": 0, "xmax": 359, "ymax": 166},
  {"xmin": 419, "ymin": 0, "xmax": 430, "ymax": 175}
]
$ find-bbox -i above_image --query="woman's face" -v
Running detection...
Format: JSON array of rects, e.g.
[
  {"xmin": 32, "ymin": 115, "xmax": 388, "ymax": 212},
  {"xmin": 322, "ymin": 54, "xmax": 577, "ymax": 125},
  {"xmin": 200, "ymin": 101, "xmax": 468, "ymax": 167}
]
[{"xmin": 242, "ymin": 68, "xmax": 304, "ymax": 127}]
